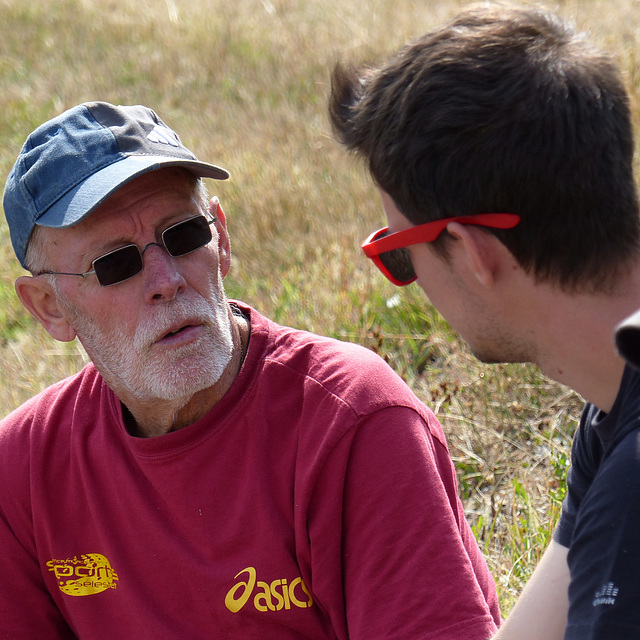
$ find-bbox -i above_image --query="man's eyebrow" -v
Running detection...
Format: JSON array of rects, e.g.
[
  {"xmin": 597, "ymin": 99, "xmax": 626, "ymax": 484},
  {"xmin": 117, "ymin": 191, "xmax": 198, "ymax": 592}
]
[{"xmin": 79, "ymin": 211, "xmax": 203, "ymax": 261}]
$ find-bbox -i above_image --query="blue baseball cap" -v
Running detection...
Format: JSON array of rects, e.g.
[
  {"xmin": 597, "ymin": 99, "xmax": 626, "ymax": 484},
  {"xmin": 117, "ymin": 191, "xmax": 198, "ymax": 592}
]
[{"xmin": 3, "ymin": 101, "xmax": 230, "ymax": 268}]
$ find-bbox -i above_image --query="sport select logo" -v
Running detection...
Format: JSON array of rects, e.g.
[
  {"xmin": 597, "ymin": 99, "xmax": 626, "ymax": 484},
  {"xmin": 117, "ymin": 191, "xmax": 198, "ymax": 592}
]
[
  {"xmin": 46, "ymin": 553, "xmax": 119, "ymax": 596},
  {"xmin": 225, "ymin": 567, "xmax": 313, "ymax": 613}
]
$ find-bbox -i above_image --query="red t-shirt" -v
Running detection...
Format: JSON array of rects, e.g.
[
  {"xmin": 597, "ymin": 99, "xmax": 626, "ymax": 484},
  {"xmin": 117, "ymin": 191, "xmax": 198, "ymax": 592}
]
[{"xmin": 0, "ymin": 303, "xmax": 500, "ymax": 638}]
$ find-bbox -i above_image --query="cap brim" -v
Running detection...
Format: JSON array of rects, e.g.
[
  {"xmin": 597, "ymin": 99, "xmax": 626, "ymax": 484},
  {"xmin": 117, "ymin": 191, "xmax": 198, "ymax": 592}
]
[
  {"xmin": 615, "ymin": 308, "xmax": 640, "ymax": 369},
  {"xmin": 36, "ymin": 155, "xmax": 229, "ymax": 229}
]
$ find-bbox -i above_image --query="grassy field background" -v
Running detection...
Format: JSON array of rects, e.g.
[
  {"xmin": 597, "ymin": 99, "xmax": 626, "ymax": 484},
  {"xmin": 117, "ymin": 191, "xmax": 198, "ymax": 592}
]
[{"xmin": 1, "ymin": 0, "xmax": 636, "ymax": 613}]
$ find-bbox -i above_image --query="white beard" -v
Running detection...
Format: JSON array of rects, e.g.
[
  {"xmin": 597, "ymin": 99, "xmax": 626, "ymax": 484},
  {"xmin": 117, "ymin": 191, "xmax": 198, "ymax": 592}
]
[{"xmin": 59, "ymin": 289, "xmax": 234, "ymax": 403}]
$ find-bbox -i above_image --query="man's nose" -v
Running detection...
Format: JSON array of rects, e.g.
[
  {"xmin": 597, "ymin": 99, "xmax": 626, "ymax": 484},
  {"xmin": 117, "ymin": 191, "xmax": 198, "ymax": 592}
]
[{"xmin": 140, "ymin": 243, "xmax": 186, "ymax": 303}]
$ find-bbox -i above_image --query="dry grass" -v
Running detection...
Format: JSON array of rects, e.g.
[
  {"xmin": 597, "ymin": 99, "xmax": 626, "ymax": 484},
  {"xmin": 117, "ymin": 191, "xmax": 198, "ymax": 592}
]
[{"xmin": 0, "ymin": 0, "xmax": 637, "ymax": 613}]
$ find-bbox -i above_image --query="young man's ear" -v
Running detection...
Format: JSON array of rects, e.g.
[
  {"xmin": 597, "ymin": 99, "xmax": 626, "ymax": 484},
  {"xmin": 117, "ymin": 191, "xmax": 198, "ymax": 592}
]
[
  {"xmin": 209, "ymin": 196, "xmax": 231, "ymax": 277},
  {"xmin": 445, "ymin": 222, "xmax": 502, "ymax": 288},
  {"xmin": 15, "ymin": 276, "xmax": 77, "ymax": 342}
]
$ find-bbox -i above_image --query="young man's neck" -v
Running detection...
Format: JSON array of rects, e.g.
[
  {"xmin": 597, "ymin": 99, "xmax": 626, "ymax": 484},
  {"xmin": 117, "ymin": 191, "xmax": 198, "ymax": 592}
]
[{"xmin": 529, "ymin": 273, "xmax": 640, "ymax": 412}]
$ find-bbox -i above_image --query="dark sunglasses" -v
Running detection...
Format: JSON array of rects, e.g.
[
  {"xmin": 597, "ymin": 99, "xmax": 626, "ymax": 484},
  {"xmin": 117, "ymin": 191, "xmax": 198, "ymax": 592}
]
[
  {"xmin": 37, "ymin": 214, "xmax": 216, "ymax": 287},
  {"xmin": 362, "ymin": 213, "xmax": 521, "ymax": 286}
]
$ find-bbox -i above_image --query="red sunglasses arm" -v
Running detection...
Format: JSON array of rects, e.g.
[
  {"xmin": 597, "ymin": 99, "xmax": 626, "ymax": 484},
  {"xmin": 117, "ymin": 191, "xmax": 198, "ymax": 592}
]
[{"xmin": 362, "ymin": 213, "xmax": 520, "ymax": 256}]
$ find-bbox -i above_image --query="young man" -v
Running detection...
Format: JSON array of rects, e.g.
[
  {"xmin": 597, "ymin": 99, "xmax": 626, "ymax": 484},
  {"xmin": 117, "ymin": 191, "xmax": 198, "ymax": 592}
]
[
  {"xmin": 329, "ymin": 4, "xmax": 640, "ymax": 639},
  {"xmin": 0, "ymin": 101, "xmax": 500, "ymax": 638}
]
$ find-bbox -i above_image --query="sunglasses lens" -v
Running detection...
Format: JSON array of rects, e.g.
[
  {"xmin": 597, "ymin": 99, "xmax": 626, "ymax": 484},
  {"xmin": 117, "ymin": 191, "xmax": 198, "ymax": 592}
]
[
  {"xmin": 89, "ymin": 217, "xmax": 212, "ymax": 286},
  {"xmin": 163, "ymin": 216, "xmax": 212, "ymax": 257},
  {"xmin": 93, "ymin": 245, "xmax": 143, "ymax": 286},
  {"xmin": 378, "ymin": 247, "xmax": 415, "ymax": 285}
]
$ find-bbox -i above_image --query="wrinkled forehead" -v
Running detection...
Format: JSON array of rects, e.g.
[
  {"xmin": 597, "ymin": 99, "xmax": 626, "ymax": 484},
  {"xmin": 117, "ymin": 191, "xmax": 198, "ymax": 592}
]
[{"xmin": 26, "ymin": 168, "xmax": 207, "ymax": 267}]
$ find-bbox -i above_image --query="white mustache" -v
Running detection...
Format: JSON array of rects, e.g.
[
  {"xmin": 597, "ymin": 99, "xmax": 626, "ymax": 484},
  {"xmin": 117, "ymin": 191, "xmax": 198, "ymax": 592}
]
[{"xmin": 133, "ymin": 297, "xmax": 221, "ymax": 351}]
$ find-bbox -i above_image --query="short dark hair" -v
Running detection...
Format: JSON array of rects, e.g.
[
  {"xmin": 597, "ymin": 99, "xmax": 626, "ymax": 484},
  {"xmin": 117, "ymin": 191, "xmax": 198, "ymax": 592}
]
[{"xmin": 329, "ymin": 3, "xmax": 640, "ymax": 292}]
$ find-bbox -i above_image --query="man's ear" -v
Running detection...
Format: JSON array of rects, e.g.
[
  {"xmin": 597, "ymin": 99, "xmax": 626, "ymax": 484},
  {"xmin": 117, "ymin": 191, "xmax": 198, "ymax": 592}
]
[
  {"xmin": 445, "ymin": 222, "xmax": 501, "ymax": 288},
  {"xmin": 14, "ymin": 276, "xmax": 77, "ymax": 342},
  {"xmin": 209, "ymin": 197, "xmax": 231, "ymax": 277}
]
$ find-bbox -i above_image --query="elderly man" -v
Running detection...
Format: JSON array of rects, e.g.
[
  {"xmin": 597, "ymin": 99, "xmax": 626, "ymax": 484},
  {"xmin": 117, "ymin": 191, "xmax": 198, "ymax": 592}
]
[
  {"xmin": 0, "ymin": 102, "xmax": 499, "ymax": 638},
  {"xmin": 329, "ymin": 4, "xmax": 640, "ymax": 640}
]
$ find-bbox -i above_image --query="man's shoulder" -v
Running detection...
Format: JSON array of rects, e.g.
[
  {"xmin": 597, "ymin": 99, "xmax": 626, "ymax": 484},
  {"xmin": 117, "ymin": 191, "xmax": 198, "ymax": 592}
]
[
  {"xmin": 0, "ymin": 364, "xmax": 105, "ymax": 497},
  {"xmin": 240, "ymin": 304, "xmax": 439, "ymax": 426},
  {"xmin": 267, "ymin": 319, "xmax": 406, "ymax": 384},
  {"xmin": 245, "ymin": 303, "xmax": 396, "ymax": 374},
  {"xmin": 264, "ymin": 318, "xmax": 436, "ymax": 421},
  {"xmin": 0, "ymin": 363, "xmax": 103, "ymax": 437}
]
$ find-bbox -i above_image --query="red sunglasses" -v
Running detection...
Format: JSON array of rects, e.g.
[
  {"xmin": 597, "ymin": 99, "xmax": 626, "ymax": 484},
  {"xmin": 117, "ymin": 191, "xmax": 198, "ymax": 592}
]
[{"xmin": 362, "ymin": 213, "xmax": 521, "ymax": 286}]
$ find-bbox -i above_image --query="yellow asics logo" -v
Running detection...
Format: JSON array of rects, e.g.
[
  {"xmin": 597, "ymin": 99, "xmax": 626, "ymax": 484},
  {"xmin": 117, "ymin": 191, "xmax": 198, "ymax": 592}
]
[
  {"xmin": 225, "ymin": 567, "xmax": 313, "ymax": 613},
  {"xmin": 46, "ymin": 553, "xmax": 119, "ymax": 596}
]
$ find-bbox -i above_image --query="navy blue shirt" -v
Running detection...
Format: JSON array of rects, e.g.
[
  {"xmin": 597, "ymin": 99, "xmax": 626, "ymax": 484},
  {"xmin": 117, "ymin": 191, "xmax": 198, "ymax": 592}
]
[{"xmin": 554, "ymin": 365, "xmax": 640, "ymax": 639}]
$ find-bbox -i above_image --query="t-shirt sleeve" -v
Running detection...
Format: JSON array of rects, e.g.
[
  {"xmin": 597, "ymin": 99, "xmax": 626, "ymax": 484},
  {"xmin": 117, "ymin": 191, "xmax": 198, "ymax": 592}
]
[
  {"xmin": 0, "ymin": 513, "xmax": 78, "ymax": 638},
  {"xmin": 553, "ymin": 405, "xmax": 601, "ymax": 549},
  {"xmin": 0, "ymin": 412, "xmax": 78, "ymax": 639},
  {"xmin": 561, "ymin": 429, "xmax": 640, "ymax": 640},
  {"xmin": 308, "ymin": 405, "xmax": 500, "ymax": 640}
]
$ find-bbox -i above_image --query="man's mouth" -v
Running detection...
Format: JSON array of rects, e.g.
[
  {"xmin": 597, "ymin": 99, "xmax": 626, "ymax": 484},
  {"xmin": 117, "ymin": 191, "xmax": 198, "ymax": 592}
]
[
  {"xmin": 155, "ymin": 321, "xmax": 202, "ymax": 345},
  {"xmin": 164, "ymin": 325, "xmax": 191, "ymax": 338}
]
